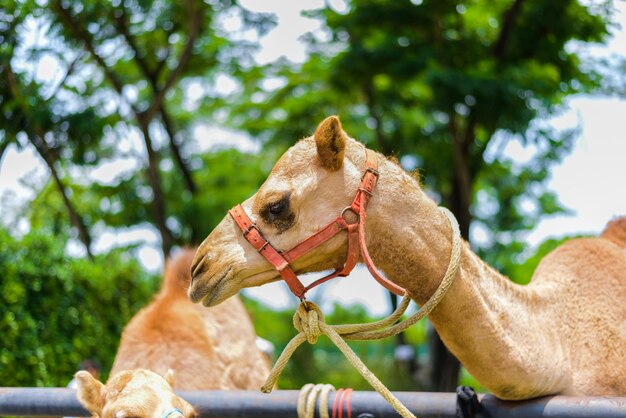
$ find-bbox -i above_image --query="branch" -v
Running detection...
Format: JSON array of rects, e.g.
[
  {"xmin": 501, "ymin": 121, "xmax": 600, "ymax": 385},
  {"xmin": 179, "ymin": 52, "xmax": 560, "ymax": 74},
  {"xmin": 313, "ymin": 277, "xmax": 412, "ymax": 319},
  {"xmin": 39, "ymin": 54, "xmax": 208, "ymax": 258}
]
[
  {"xmin": 153, "ymin": 46, "xmax": 171, "ymax": 79},
  {"xmin": 51, "ymin": 0, "xmax": 176, "ymax": 258},
  {"xmin": 139, "ymin": 0, "xmax": 202, "ymax": 123},
  {"xmin": 493, "ymin": 0, "xmax": 526, "ymax": 61},
  {"xmin": 51, "ymin": 1, "xmax": 127, "ymax": 100},
  {"xmin": 137, "ymin": 122, "xmax": 173, "ymax": 257},
  {"xmin": 30, "ymin": 132, "xmax": 95, "ymax": 258},
  {"xmin": 113, "ymin": 2, "xmax": 157, "ymax": 82},
  {"xmin": 111, "ymin": 3, "xmax": 197, "ymax": 195},
  {"xmin": 0, "ymin": 139, "xmax": 10, "ymax": 165},
  {"xmin": 3, "ymin": 63, "xmax": 94, "ymax": 258},
  {"xmin": 160, "ymin": 105, "xmax": 197, "ymax": 194},
  {"xmin": 46, "ymin": 51, "xmax": 84, "ymax": 101}
]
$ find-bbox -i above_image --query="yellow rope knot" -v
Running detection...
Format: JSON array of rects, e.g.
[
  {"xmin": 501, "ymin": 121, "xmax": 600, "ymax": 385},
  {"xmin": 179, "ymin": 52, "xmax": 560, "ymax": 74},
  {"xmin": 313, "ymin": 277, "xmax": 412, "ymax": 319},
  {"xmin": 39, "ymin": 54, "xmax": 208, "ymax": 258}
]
[{"xmin": 293, "ymin": 302, "xmax": 323, "ymax": 344}]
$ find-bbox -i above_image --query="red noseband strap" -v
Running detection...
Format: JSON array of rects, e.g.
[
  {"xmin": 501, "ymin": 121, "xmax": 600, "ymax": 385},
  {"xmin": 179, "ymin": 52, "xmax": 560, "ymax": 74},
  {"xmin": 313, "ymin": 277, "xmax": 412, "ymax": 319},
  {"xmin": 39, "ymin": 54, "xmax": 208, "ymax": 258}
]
[{"xmin": 229, "ymin": 150, "xmax": 405, "ymax": 299}]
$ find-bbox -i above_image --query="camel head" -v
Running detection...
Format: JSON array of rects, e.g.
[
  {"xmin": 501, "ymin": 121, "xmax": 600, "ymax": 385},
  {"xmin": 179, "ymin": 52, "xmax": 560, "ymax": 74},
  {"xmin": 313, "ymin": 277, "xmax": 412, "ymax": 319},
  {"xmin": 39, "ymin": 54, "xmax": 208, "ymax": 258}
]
[
  {"xmin": 75, "ymin": 369, "xmax": 197, "ymax": 418},
  {"xmin": 190, "ymin": 116, "xmax": 379, "ymax": 306}
]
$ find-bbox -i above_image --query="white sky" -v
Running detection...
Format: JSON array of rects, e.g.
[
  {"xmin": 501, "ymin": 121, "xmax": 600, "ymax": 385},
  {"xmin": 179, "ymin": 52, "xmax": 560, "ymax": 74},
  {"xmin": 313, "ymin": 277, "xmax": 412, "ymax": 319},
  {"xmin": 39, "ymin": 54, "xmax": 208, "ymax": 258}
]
[{"xmin": 1, "ymin": 1, "xmax": 625, "ymax": 315}]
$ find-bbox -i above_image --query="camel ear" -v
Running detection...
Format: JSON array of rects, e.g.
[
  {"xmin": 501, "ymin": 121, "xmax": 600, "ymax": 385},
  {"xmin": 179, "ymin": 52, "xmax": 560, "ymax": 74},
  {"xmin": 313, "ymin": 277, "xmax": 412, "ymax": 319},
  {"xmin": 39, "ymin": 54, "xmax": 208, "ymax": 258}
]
[
  {"xmin": 164, "ymin": 369, "xmax": 175, "ymax": 388},
  {"xmin": 314, "ymin": 115, "xmax": 346, "ymax": 171},
  {"xmin": 75, "ymin": 371, "xmax": 105, "ymax": 414}
]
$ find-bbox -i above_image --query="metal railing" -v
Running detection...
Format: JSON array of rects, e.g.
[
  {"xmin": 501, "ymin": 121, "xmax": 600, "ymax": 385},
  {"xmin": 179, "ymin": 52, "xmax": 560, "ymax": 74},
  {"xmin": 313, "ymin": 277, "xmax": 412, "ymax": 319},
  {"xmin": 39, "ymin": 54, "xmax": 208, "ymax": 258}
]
[{"xmin": 0, "ymin": 387, "xmax": 624, "ymax": 417}]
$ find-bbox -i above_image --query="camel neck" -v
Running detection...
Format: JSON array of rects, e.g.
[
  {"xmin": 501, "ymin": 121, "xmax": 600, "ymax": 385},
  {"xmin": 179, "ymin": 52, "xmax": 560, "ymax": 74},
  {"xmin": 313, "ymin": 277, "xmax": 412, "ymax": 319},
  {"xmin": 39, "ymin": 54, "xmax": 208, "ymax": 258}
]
[{"xmin": 365, "ymin": 157, "xmax": 568, "ymax": 398}]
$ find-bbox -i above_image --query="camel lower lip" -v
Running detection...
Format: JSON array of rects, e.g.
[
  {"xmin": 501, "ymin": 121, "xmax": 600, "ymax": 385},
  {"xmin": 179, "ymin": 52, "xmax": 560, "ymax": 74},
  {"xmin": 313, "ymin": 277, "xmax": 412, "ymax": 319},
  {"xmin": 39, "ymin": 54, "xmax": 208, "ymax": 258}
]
[
  {"xmin": 190, "ymin": 267, "xmax": 231, "ymax": 304},
  {"xmin": 192, "ymin": 268, "xmax": 283, "ymax": 306}
]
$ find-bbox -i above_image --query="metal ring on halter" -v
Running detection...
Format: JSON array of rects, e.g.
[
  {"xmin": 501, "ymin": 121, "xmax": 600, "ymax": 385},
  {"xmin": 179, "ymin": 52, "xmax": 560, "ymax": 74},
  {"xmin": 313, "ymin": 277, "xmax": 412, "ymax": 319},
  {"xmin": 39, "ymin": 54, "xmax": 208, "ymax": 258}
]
[
  {"xmin": 341, "ymin": 206, "xmax": 359, "ymax": 220},
  {"xmin": 361, "ymin": 166, "xmax": 379, "ymax": 180},
  {"xmin": 358, "ymin": 187, "xmax": 373, "ymax": 197},
  {"xmin": 243, "ymin": 223, "xmax": 258, "ymax": 236},
  {"xmin": 257, "ymin": 241, "xmax": 269, "ymax": 252}
]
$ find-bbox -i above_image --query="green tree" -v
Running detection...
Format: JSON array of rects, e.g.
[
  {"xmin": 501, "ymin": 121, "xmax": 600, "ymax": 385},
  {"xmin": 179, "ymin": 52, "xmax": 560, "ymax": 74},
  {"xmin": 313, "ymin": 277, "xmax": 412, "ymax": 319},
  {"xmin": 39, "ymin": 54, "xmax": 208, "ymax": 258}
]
[
  {"xmin": 0, "ymin": 226, "xmax": 157, "ymax": 386},
  {"xmin": 0, "ymin": 1, "xmax": 275, "ymax": 387},
  {"xmin": 225, "ymin": 0, "xmax": 613, "ymax": 391},
  {"xmin": 2, "ymin": 0, "xmax": 275, "ymax": 257},
  {"xmin": 1, "ymin": 1, "xmax": 112, "ymax": 257},
  {"xmin": 71, "ymin": 148, "xmax": 274, "ymax": 246}
]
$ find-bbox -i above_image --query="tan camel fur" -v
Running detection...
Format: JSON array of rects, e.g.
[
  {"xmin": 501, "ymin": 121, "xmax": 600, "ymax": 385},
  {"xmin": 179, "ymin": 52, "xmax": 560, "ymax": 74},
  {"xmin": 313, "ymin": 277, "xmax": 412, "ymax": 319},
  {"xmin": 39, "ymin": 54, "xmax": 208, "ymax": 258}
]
[
  {"xmin": 189, "ymin": 116, "xmax": 626, "ymax": 400},
  {"xmin": 111, "ymin": 248, "xmax": 270, "ymax": 390},
  {"xmin": 75, "ymin": 368, "xmax": 196, "ymax": 418},
  {"xmin": 77, "ymin": 249, "xmax": 270, "ymax": 417}
]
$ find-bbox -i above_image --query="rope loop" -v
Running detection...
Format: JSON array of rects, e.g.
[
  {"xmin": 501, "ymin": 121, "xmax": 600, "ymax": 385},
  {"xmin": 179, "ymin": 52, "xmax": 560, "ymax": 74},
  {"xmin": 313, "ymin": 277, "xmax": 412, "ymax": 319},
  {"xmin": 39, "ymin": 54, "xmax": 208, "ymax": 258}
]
[{"xmin": 298, "ymin": 383, "xmax": 336, "ymax": 418}]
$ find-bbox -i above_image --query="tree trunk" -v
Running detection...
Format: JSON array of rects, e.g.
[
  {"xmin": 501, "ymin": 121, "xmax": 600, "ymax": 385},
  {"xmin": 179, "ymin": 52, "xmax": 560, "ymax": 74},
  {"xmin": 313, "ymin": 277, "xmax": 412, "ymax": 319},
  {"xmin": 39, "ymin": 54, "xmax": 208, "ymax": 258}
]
[
  {"xmin": 138, "ymin": 120, "xmax": 173, "ymax": 258},
  {"xmin": 368, "ymin": 79, "xmax": 418, "ymax": 382},
  {"xmin": 4, "ymin": 63, "xmax": 94, "ymax": 258},
  {"xmin": 429, "ymin": 332, "xmax": 461, "ymax": 391},
  {"xmin": 429, "ymin": 117, "xmax": 474, "ymax": 392},
  {"xmin": 388, "ymin": 291, "xmax": 419, "ymax": 380}
]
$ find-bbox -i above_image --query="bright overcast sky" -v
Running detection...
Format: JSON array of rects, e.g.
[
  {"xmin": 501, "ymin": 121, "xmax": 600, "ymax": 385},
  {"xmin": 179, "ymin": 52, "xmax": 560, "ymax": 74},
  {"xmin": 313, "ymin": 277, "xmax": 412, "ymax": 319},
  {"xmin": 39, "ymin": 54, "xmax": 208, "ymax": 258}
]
[{"xmin": 1, "ymin": 1, "xmax": 625, "ymax": 315}]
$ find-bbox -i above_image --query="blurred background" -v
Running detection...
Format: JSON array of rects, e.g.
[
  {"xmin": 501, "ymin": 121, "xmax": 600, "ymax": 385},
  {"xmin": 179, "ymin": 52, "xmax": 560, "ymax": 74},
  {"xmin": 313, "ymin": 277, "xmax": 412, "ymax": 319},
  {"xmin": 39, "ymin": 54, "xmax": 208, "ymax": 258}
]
[{"xmin": 1, "ymin": 0, "xmax": 624, "ymax": 392}]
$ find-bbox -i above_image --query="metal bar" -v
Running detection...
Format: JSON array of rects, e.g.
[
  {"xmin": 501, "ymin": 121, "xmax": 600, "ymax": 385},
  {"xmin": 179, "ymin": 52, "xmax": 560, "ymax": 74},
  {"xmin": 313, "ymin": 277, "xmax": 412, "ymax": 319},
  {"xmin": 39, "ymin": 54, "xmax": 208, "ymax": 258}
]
[
  {"xmin": 0, "ymin": 388, "xmax": 624, "ymax": 418},
  {"xmin": 481, "ymin": 394, "xmax": 626, "ymax": 418},
  {"xmin": 0, "ymin": 388, "xmax": 88, "ymax": 417},
  {"xmin": 179, "ymin": 390, "xmax": 460, "ymax": 418}
]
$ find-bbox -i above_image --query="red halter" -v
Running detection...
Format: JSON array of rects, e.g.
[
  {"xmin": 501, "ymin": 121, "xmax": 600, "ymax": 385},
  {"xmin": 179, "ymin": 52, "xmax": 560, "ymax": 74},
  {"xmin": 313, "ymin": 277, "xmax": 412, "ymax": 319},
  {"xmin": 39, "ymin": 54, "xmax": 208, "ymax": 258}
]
[{"xmin": 228, "ymin": 150, "xmax": 406, "ymax": 300}]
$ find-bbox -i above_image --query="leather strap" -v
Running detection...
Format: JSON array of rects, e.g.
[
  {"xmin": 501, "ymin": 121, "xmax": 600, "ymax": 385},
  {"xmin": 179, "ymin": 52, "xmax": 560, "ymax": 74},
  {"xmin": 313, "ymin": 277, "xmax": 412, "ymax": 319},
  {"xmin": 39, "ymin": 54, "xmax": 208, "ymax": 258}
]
[
  {"xmin": 229, "ymin": 205, "xmax": 306, "ymax": 298},
  {"xmin": 229, "ymin": 149, "xmax": 406, "ymax": 299},
  {"xmin": 352, "ymin": 153, "xmax": 405, "ymax": 295},
  {"xmin": 283, "ymin": 218, "xmax": 349, "ymax": 263}
]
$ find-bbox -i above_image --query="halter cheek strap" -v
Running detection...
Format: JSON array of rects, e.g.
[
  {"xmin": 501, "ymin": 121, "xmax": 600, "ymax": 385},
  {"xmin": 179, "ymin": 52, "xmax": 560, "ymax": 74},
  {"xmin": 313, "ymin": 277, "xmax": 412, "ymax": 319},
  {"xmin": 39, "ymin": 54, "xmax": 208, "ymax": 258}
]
[{"xmin": 229, "ymin": 150, "xmax": 405, "ymax": 300}]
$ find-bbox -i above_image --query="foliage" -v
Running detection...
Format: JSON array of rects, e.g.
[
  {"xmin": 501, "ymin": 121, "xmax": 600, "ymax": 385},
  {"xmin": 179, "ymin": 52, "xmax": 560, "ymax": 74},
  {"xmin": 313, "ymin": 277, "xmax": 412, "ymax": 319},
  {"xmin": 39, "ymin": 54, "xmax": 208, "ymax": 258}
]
[
  {"xmin": 506, "ymin": 235, "xmax": 585, "ymax": 284},
  {"xmin": 2, "ymin": 0, "xmax": 276, "ymax": 257},
  {"xmin": 226, "ymin": 0, "xmax": 612, "ymax": 270},
  {"xmin": 0, "ymin": 227, "xmax": 157, "ymax": 386}
]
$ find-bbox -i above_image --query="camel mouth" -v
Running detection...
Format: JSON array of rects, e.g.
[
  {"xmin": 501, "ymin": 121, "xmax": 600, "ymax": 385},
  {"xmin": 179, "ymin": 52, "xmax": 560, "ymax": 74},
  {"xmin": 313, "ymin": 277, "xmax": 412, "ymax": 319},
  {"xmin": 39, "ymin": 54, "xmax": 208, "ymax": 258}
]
[
  {"xmin": 188, "ymin": 266, "xmax": 232, "ymax": 305},
  {"xmin": 189, "ymin": 261, "xmax": 284, "ymax": 307}
]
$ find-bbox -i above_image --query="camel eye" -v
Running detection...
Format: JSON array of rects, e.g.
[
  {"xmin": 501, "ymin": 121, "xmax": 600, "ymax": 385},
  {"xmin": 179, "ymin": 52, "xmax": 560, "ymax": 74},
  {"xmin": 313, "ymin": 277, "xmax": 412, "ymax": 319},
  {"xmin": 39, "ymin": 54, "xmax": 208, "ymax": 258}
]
[
  {"xmin": 260, "ymin": 193, "xmax": 295, "ymax": 233},
  {"xmin": 269, "ymin": 200, "xmax": 286, "ymax": 216},
  {"xmin": 263, "ymin": 193, "xmax": 291, "ymax": 219}
]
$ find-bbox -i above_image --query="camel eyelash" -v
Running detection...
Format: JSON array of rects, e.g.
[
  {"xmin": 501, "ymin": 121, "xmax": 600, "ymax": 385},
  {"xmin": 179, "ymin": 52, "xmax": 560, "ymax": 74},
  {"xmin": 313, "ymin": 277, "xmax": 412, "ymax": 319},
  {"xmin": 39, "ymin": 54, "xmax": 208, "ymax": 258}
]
[
  {"xmin": 262, "ymin": 193, "xmax": 291, "ymax": 219},
  {"xmin": 260, "ymin": 193, "xmax": 295, "ymax": 233}
]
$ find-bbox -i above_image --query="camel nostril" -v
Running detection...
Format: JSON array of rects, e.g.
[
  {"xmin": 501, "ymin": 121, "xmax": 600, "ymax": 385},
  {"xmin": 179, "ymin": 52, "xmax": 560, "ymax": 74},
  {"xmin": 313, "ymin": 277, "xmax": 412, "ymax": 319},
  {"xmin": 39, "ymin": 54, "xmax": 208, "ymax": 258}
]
[{"xmin": 190, "ymin": 256, "xmax": 206, "ymax": 280}]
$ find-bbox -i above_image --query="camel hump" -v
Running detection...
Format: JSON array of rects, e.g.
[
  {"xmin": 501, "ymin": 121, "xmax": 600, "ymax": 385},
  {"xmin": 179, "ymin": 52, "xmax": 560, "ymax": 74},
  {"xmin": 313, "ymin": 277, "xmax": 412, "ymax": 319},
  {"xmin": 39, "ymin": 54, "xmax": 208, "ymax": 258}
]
[
  {"xmin": 600, "ymin": 216, "xmax": 626, "ymax": 248},
  {"xmin": 162, "ymin": 248, "xmax": 197, "ymax": 295}
]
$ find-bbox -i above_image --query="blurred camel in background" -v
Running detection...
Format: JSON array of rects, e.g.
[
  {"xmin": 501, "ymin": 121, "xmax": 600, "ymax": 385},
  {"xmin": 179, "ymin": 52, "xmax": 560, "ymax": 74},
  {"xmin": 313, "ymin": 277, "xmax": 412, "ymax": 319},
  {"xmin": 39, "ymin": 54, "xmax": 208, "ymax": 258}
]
[
  {"xmin": 75, "ymin": 368, "xmax": 196, "ymax": 418},
  {"xmin": 77, "ymin": 249, "xmax": 270, "ymax": 417},
  {"xmin": 111, "ymin": 248, "xmax": 270, "ymax": 389}
]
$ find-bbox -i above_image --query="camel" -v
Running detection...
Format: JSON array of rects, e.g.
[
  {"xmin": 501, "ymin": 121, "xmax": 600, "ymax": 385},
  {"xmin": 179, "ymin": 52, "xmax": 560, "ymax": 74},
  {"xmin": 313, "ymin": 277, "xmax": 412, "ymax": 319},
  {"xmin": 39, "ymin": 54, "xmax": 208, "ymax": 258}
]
[
  {"xmin": 75, "ymin": 368, "xmax": 196, "ymax": 418},
  {"xmin": 189, "ymin": 115, "xmax": 626, "ymax": 400},
  {"xmin": 110, "ymin": 248, "xmax": 270, "ymax": 390},
  {"xmin": 76, "ymin": 249, "xmax": 270, "ymax": 417}
]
